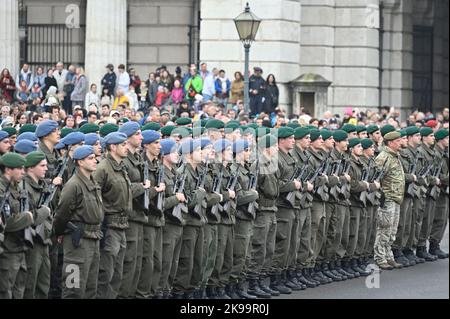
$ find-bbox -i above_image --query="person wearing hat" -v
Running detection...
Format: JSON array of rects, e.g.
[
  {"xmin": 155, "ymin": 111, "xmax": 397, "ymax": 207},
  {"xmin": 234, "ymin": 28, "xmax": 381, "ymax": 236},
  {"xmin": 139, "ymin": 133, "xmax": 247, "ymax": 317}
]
[
  {"xmin": 0, "ymin": 152, "xmax": 34, "ymax": 299},
  {"xmin": 79, "ymin": 123, "xmax": 100, "ymax": 135},
  {"xmin": 246, "ymin": 134, "xmax": 279, "ymax": 297},
  {"xmin": 17, "ymin": 131, "xmax": 38, "ymax": 143},
  {"xmin": 158, "ymin": 139, "xmax": 187, "ymax": 299},
  {"xmin": 367, "ymin": 125, "xmax": 382, "ymax": 156},
  {"xmin": 171, "ymin": 139, "xmax": 207, "ymax": 299},
  {"xmin": 373, "ymin": 130, "xmax": 406, "ymax": 270},
  {"xmin": 59, "ymin": 132, "xmax": 86, "ymax": 182},
  {"xmin": 175, "ymin": 117, "xmax": 192, "ymax": 128},
  {"xmin": 21, "ymin": 151, "xmax": 53, "ymax": 299},
  {"xmin": 224, "ymin": 121, "xmax": 242, "ymax": 142},
  {"xmin": 53, "ymin": 145, "xmax": 103, "ymax": 299},
  {"xmin": 84, "ymin": 133, "xmax": 102, "ymax": 161},
  {"xmin": 14, "ymin": 139, "xmax": 38, "ymax": 155},
  {"xmin": 271, "ymin": 127, "xmax": 303, "ymax": 293},
  {"xmin": 228, "ymin": 139, "xmax": 259, "ymax": 299},
  {"xmin": 93, "ymin": 132, "xmax": 133, "ymax": 299},
  {"xmin": 291, "ymin": 127, "xmax": 318, "ymax": 287},
  {"xmin": 341, "ymin": 124, "xmax": 358, "ymax": 139},
  {"xmin": 117, "ymin": 122, "xmax": 150, "ymax": 299},
  {"xmin": 249, "ymin": 67, "xmax": 265, "ymax": 116},
  {"xmin": 429, "ymin": 129, "xmax": 449, "ymax": 259},
  {"xmin": 0, "ymin": 130, "xmax": 11, "ymax": 156},
  {"xmin": 346, "ymin": 138, "xmax": 379, "ymax": 275},
  {"xmin": 2, "ymin": 127, "xmax": 17, "ymax": 147},
  {"xmin": 136, "ymin": 129, "xmax": 166, "ymax": 299},
  {"xmin": 305, "ymin": 129, "xmax": 333, "ymax": 284},
  {"xmin": 415, "ymin": 127, "xmax": 439, "ymax": 262},
  {"xmin": 205, "ymin": 119, "xmax": 225, "ymax": 142},
  {"xmin": 160, "ymin": 125, "xmax": 175, "ymax": 138},
  {"xmin": 356, "ymin": 125, "xmax": 368, "ymax": 139},
  {"xmin": 19, "ymin": 124, "xmax": 37, "ymax": 135}
]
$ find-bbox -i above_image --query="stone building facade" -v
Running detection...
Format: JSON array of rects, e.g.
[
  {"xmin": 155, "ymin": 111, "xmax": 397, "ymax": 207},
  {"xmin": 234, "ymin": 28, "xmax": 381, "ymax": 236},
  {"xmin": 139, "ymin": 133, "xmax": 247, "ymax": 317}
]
[{"xmin": 1, "ymin": 0, "xmax": 448, "ymax": 118}]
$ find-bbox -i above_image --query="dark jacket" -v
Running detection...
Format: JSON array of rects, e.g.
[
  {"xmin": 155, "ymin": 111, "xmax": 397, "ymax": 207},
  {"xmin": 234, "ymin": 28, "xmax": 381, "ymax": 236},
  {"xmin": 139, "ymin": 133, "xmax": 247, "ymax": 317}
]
[{"xmin": 102, "ymin": 72, "xmax": 117, "ymax": 95}]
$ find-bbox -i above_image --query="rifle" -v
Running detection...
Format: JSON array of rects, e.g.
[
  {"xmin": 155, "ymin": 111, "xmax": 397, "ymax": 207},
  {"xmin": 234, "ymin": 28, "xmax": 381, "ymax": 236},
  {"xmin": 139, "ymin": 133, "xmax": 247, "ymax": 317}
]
[
  {"xmin": 329, "ymin": 157, "xmax": 343, "ymax": 201},
  {"xmin": 38, "ymin": 150, "xmax": 70, "ymax": 208},
  {"xmin": 339, "ymin": 157, "xmax": 352, "ymax": 199},
  {"xmin": 209, "ymin": 166, "xmax": 224, "ymax": 222},
  {"xmin": 20, "ymin": 180, "xmax": 35, "ymax": 248},
  {"xmin": 0, "ymin": 183, "xmax": 11, "ymax": 244},
  {"xmin": 171, "ymin": 162, "xmax": 188, "ymax": 222},
  {"xmin": 246, "ymin": 154, "xmax": 260, "ymax": 218},
  {"xmin": 366, "ymin": 157, "xmax": 388, "ymax": 205},
  {"xmin": 143, "ymin": 152, "xmax": 150, "ymax": 210},
  {"xmin": 193, "ymin": 159, "xmax": 208, "ymax": 217},
  {"xmin": 156, "ymin": 159, "xmax": 165, "ymax": 214},
  {"xmin": 358, "ymin": 158, "xmax": 373, "ymax": 207},
  {"xmin": 406, "ymin": 156, "xmax": 419, "ymax": 197},
  {"xmin": 315, "ymin": 154, "xmax": 331, "ymax": 201},
  {"xmin": 222, "ymin": 163, "xmax": 240, "ymax": 215},
  {"xmin": 417, "ymin": 158, "xmax": 437, "ymax": 195},
  {"xmin": 286, "ymin": 154, "xmax": 311, "ymax": 207},
  {"xmin": 429, "ymin": 161, "xmax": 443, "ymax": 200}
]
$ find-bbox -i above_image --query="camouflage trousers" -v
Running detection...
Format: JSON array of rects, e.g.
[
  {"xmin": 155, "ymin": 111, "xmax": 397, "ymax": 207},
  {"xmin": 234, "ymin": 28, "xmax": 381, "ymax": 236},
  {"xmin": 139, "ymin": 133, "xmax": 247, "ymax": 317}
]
[
  {"xmin": 392, "ymin": 196, "xmax": 413, "ymax": 251},
  {"xmin": 374, "ymin": 201, "xmax": 400, "ymax": 264}
]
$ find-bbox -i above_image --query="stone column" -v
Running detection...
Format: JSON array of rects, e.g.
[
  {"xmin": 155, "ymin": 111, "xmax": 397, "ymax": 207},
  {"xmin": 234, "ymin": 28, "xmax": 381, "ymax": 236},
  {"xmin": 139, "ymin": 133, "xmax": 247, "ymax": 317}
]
[
  {"xmin": 0, "ymin": 0, "xmax": 20, "ymax": 78},
  {"xmin": 84, "ymin": 0, "xmax": 127, "ymax": 91}
]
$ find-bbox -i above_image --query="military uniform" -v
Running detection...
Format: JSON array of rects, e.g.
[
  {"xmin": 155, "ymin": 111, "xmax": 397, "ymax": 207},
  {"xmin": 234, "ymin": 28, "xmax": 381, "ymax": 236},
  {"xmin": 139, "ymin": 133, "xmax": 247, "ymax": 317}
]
[
  {"xmin": 119, "ymin": 150, "xmax": 147, "ymax": 298},
  {"xmin": 54, "ymin": 169, "xmax": 103, "ymax": 299},
  {"xmin": 374, "ymin": 145, "xmax": 405, "ymax": 266},
  {"xmin": 94, "ymin": 154, "xmax": 132, "ymax": 299},
  {"xmin": 0, "ymin": 175, "xmax": 34, "ymax": 299}
]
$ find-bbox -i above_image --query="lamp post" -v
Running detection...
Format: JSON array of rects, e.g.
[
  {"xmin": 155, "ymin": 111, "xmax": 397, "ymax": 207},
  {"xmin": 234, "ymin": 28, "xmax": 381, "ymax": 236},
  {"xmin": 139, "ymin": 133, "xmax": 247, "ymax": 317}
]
[{"xmin": 234, "ymin": 3, "xmax": 261, "ymax": 115}]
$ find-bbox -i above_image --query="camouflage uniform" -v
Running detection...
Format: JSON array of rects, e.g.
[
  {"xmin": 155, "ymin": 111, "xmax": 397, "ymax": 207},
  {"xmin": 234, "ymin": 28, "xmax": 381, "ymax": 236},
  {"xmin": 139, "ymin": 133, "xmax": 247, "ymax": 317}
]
[{"xmin": 374, "ymin": 147, "xmax": 405, "ymax": 265}]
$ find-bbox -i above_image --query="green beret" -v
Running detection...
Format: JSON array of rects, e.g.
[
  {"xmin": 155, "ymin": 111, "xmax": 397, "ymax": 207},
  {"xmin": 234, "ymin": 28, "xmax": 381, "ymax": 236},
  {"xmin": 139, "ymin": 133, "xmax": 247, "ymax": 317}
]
[
  {"xmin": 255, "ymin": 127, "xmax": 271, "ymax": 138},
  {"xmin": 367, "ymin": 125, "xmax": 380, "ymax": 135},
  {"xmin": 19, "ymin": 124, "xmax": 37, "ymax": 135},
  {"xmin": 119, "ymin": 117, "xmax": 129, "ymax": 124},
  {"xmin": 405, "ymin": 126, "xmax": 420, "ymax": 136},
  {"xmin": 348, "ymin": 138, "xmax": 362, "ymax": 149},
  {"xmin": 434, "ymin": 129, "xmax": 449, "ymax": 141},
  {"xmin": 0, "ymin": 152, "xmax": 26, "ymax": 168},
  {"xmin": 384, "ymin": 131, "xmax": 401, "ymax": 141},
  {"xmin": 160, "ymin": 125, "xmax": 176, "ymax": 137},
  {"xmin": 225, "ymin": 121, "xmax": 240, "ymax": 132},
  {"xmin": 306, "ymin": 125, "xmax": 317, "ymax": 130},
  {"xmin": 142, "ymin": 122, "xmax": 161, "ymax": 132},
  {"xmin": 420, "ymin": 127, "xmax": 433, "ymax": 137},
  {"xmin": 176, "ymin": 117, "xmax": 192, "ymax": 126},
  {"xmin": 361, "ymin": 138, "xmax": 374, "ymax": 150},
  {"xmin": 341, "ymin": 124, "xmax": 357, "ymax": 133},
  {"xmin": 399, "ymin": 129, "xmax": 407, "ymax": 137},
  {"xmin": 192, "ymin": 126, "xmax": 206, "ymax": 137},
  {"xmin": 60, "ymin": 127, "xmax": 75, "ymax": 139},
  {"xmin": 356, "ymin": 125, "xmax": 367, "ymax": 133},
  {"xmin": 309, "ymin": 129, "xmax": 321, "ymax": 142},
  {"xmin": 240, "ymin": 125, "xmax": 248, "ymax": 131},
  {"xmin": 2, "ymin": 127, "xmax": 17, "ymax": 137},
  {"xmin": 79, "ymin": 123, "xmax": 100, "ymax": 134},
  {"xmin": 172, "ymin": 127, "xmax": 191, "ymax": 138},
  {"xmin": 243, "ymin": 127, "xmax": 256, "ymax": 137},
  {"xmin": 99, "ymin": 123, "xmax": 119, "ymax": 137},
  {"xmin": 287, "ymin": 122, "xmax": 300, "ymax": 130},
  {"xmin": 25, "ymin": 151, "xmax": 46, "ymax": 168},
  {"xmin": 200, "ymin": 119, "xmax": 208, "ymax": 127},
  {"xmin": 380, "ymin": 124, "xmax": 396, "ymax": 137},
  {"xmin": 258, "ymin": 134, "xmax": 277, "ymax": 149},
  {"xmin": 294, "ymin": 127, "xmax": 309, "ymax": 140},
  {"xmin": 333, "ymin": 130, "xmax": 348, "ymax": 142},
  {"xmin": 205, "ymin": 119, "xmax": 224, "ymax": 130},
  {"xmin": 247, "ymin": 123, "xmax": 259, "ymax": 130},
  {"xmin": 277, "ymin": 127, "xmax": 295, "ymax": 139},
  {"xmin": 320, "ymin": 129, "xmax": 333, "ymax": 140}
]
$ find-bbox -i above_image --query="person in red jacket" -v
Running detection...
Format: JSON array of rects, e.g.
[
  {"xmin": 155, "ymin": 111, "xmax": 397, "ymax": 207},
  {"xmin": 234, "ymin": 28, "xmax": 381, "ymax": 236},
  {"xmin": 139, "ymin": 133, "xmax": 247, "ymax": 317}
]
[{"xmin": 0, "ymin": 68, "xmax": 16, "ymax": 103}]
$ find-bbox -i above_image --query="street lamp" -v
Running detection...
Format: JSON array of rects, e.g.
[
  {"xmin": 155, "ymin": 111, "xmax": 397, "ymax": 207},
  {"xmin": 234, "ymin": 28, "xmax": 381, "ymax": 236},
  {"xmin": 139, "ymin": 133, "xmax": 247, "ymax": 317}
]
[{"xmin": 234, "ymin": 2, "xmax": 261, "ymax": 115}]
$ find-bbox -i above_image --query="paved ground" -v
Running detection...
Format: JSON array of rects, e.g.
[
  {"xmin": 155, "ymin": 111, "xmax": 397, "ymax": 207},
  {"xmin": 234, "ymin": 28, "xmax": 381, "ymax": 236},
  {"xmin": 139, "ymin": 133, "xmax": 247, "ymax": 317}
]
[{"xmin": 276, "ymin": 226, "xmax": 449, "ymax": 299}]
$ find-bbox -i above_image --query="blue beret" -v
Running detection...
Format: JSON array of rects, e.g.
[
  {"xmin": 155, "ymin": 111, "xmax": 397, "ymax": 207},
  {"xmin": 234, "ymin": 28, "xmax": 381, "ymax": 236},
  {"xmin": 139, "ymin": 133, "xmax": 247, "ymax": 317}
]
[
  {"xmin": 0, "ymin": 130, "xmax": 9, "ymax": 141},
  {"xmin": 63, "ymin": 132, "xmax": 85, "ymax": 146},
  {"xmin": 55, "ymin": 141, "xmax": 65, "ymax": 150},
  {"xmin": 35, "ymin": 120, "xmax": 59, "ymax": 138},
  {"xmin": 200, "ymin": 138, "xmax": 212, "ymax": 150},
  {"xmin": 84, "ymin": 133, "xmax": 100, "ymax": 146},
  {"xmin": 14, "ymin": 140, "xmax": 37, "ymax": 154},
  {"xmin": 104, "ymin": 132, "xmax": 128, "ymax": 145},
  {"xmin": 16, "ymin": 132, "xmax": 38, "ymax": 142},
  {"xmin": 213, "ymin": 139, "xmax": 232, "ymax": 153},
  {"xmin": 118, "ymin": 121, "xmax": 140, "ymax": 138},
  {"xmin": 233, "ymin": 140, "xmax": 249, "ymax": 154},
  {"xmin": 141, "ymin": 130, "xmax": 161, "ymax": 145},
  {"xmin": 160, "ymin": 139, "xmax": 177, "ymax": 156},
  {"xmin": 73, "ymin": 145, "xmax": 95, "ymax": 160},
  {"xmin": 179, "ymin": 139, "xmax": 201, "ymax": 155},
  {"xmin": 100, "ymin": 137, "xmax": 106, "ymax": 150}
]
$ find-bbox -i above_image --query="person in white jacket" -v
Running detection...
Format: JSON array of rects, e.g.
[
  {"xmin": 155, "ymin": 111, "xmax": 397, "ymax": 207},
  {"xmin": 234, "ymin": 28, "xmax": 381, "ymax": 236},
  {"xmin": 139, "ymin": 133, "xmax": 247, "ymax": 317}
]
[
  {"xmin": 53, "ymin": 62, "xmax": 68, "ymax": 95},
  {"xmin": 85, "ymin": 83, "xmax": 100, "ymax": 107},
  {"xmin": 117, "ymin": 64, "xmax": 130, "ymax": 94}
]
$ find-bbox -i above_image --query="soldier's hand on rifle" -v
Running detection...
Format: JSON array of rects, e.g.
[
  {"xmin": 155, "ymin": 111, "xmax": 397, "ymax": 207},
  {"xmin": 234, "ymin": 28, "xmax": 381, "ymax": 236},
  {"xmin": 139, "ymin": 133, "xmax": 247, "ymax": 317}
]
[
  {"xmin": 52, "ymin": 176, "xmax": 63, "ymax": 186},
  {"xmin": 176, "ymin": 193, "xmax": 186, "ymax": 203},
  {"xmin": 228, "ymin": 189, "xmax": 236, "ymax": 199},
  {"xmin": 294, "ymin": 179, "xmax": 302, "ymax": 190},
  {"xmin": 412, "ymin": 174, "xmax": 417, "ymax": 182},
  {"xmin": 344, "ymin": 174, "xmax": 351, "ymax": 182},
  {"xmin": 363, "ymin": 181, "xmax": 370, "ymax": 190},
  {"xmin": 155, "ymin": 183, "xmax": 166, "ymax": 193},
  {"xmin": 142, "ymin": 180, "xmax": 151, "ymax": 189},
  {"xmin": 374, "ymin": 181, "xmax": 381, "ymax": 190},
  {"xmin": 436, "ymin": 177, "xmax": 441, "ymax": 185},
  {"xmin": 306, "ymin": 181, "xmax": 314, "ymax": 192},
  {"xmin": 25, "ymin": 211, "xmax": 34, "ymax": 222}
]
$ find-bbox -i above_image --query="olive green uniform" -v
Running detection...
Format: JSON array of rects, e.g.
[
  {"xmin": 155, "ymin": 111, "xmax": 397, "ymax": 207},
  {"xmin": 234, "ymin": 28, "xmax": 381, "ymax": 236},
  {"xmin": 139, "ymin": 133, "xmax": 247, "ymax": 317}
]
[{"xmin": 54, "ymin": 170, "xmax": 103, "ymax": 299}]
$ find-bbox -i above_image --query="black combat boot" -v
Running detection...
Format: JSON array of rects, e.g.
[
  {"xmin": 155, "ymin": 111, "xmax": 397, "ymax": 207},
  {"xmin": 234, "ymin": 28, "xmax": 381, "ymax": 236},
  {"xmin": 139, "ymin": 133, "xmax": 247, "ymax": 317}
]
[
  {"xmin": 259, "ymin": 277, "xmax": 280, "ymax": 296},
  {"xmin": 429, "ymin": 241, "xmax": 449, "ymax": 259},
  {"xmin": 235, "ymin": 280, "xmax": 257, "ymax": 299},
  {"xmin": 322, "ymin": 262, "xmax": 343, "ymax": 281},
  {"xmin": 184, "ymin": 291, "xmax": 195, "ymax": 299},
  {"xmin": 393, "ymin": 248, "xmax": 411, "ymax": 267},
  {"xmin": 297, "ymin": 269, "xmax": 317, "ymax": 288},
  {"xmin": 225, "ymin": 284, "xmax": 241, "ymax": 299},
  {"xmin": 329, "ymin": 261, "xmax": 347, "ymax": 280},
  {"xmin": 217, "ymin": 287, "xmax": 231, "ymax": 299},
  {"xmin": 402, "ymin": 248, "xmax": 418, "ymax": 266},
  {"xmin": 416, "ymin": 246, "xmax": 437, "ymax": 262},
  {"xmin": 342, "ymin": 259, "xmax": 360, "ymax": 277},
  {"xmin": 284, "ymin": 270, "xmax": 305, "ymax": 290},
  {"xmin": 270, "ymin": 274, "xmax": 292, "ymax": 294},
  {"xmin": 356, "ymin": 258, "xmax": 372, "ymax": 276},
  {"xmin": 303, "ymin": 268, "xmax": 321, "ymax": 286},
  {"xmin": 311, "ymin": 265, "xmax": 331, "ymax": 284},
  {"xmin": 206, "ymin": 286, "xmax": 218, "ymax": 299},
  {"xmin": 247, "ymin": 279, "xmax": 271, "ymax": 299},
  {"xmin": 335, "ymin": 260, "xmax": 354, "ymax": 279}
]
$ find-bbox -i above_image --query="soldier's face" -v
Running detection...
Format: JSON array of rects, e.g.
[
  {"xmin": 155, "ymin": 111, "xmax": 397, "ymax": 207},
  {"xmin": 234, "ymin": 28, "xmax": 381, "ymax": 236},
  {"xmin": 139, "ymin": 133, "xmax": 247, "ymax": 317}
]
[
  {"xmin": 336, "ymin": 140, "xmax": 348, "ymax": 152},
  {"xmin": 93, "ymin": 142, "xmax": 102, "ymax": 156},
  {"xmin": 311, "ymin": 137, "xmax": 323, "ymax": 149},
  {"xmin": 371, "ymin": 131, "xmax": 382, "ymax": 143},
  {"xmin": 29, "ymin": 160, "xmax": 48, "ymax": 179},
  {"xmin": 80, "ymin": 154, "xmax": 97, "ymax": 172},
  {"xmin": 128, "ymin": 130, "xmax": 143, "ymax": 148},
  {"xmin": 440, "ymin": 136, "xmax": 449, "ymax": 148},
  {"xmin": 147, "ymin": 140, "xmax": 161, "ymax": 157},
  {"xmin": 0, "ymin": 138, "xmax": 11, "ymax": 154},
  {"xmin": 400, "ymin": 136, "xmax": 408, "ymax": 147},
  {"xmin": 358, "ymin": 132, "xmax": 368, "ymax": 139},
  {"xmin": 409, "ymin": 133, "xmax": 421, "ymax": 146},
  {"xmin": 324, "ymin": 137, "xmax": 335, "ymax": 150},
  {"xmin": 423, "ymin": 134, "xmax": 435, "ymax": 146},
  {"xmin": 348, "ymin": 132, "xmax": 358, "ymax": 139},
  {"xmin": 352, "ymin": 144, "xmax": 363, "ymax": 156},
  {"xmin": 113, "ymin": 141, "xmax": 128, "ymax": 158},
  {"xmin": 299, "ymin": 135, "xmax": 310, "ymax": 149},
  {"xmin": 168, "ymin": 151, "xmax": 179, "ymax": 165},
  {"xmin": 193, "ymin": 147, "xmax": 202, "ymax": 163},
  {"xmin": 364, "ymin": 146, "xmax": 375, "ymax": 158},
  {"xmin": 10, "ymin": 167, "xmax": 25, "ymax": 183},
  {"xmin": 48, "ymin": 129, "xmax": 61, "ymax": 145},
  {"xmin": 243, "ymin": 148, "xmax": 251, "ymax": 162},
  {"xmin": 223, "ymin": 146, "xmax": 233, "ymax": 162}
]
